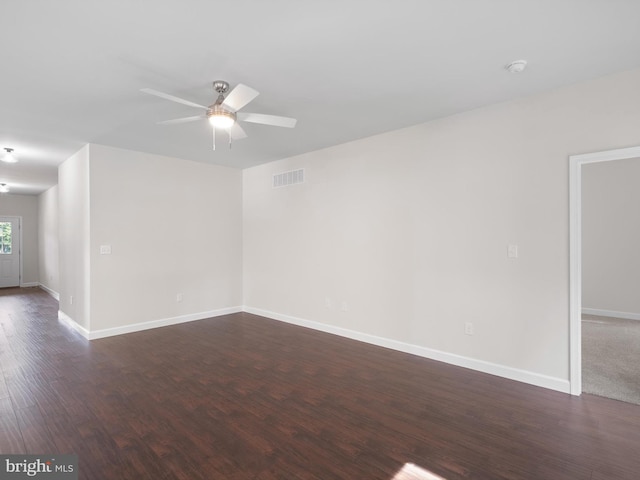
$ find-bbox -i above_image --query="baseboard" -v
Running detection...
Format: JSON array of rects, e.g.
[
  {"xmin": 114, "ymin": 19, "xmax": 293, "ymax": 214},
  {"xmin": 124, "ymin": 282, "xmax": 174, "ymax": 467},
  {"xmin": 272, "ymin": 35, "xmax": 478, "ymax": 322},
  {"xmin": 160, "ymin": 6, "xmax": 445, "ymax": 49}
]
[
  {"xmin": 39, "ymin": 283, "xmax": 60, "ymax": 300},
  {"xmin": 20, "ymin": 282, "xmax": 39, "ymax": 288},
  {"xmin": 582, "ymin": 308, "xmax": 640, "ymax": 321},
  {"xmin": 243, "ymin": 306, "xmax": 571, "ymax": 395},
  {"xmin": 58, "ymin": 310, "xmax": 90, "ymax": 339},
  {"xmin": 87, "ymin": 306, "xmax": 243, "ymax": 340}
]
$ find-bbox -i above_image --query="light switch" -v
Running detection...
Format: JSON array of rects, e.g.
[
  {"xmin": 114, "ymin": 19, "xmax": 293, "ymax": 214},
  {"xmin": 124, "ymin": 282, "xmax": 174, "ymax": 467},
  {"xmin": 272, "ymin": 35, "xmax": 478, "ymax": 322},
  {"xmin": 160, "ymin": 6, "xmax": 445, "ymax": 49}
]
[
  {"xmin": 507, "ymin": 244, "xmax": 518, "ymax": 258},
  {"xmin": 100, "ymin": 245, "xmax": 112, "ymax": 255}
]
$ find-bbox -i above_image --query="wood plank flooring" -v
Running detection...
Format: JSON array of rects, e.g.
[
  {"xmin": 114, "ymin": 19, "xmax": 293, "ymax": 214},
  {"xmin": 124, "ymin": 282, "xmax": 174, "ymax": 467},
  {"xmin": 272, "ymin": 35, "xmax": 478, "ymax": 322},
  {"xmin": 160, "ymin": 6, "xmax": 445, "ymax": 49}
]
[{"xmin": 1, "ymin": 287, "xmax": 640, "ymax": 479}]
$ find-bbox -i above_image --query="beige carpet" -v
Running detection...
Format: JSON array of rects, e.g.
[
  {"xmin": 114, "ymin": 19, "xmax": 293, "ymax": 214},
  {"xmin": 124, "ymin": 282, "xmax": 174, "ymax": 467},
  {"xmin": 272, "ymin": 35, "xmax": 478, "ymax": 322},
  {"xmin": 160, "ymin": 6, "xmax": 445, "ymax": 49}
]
[{"xmin": 582, "ymin": 314, "xmax": 640, "ymax": 405}]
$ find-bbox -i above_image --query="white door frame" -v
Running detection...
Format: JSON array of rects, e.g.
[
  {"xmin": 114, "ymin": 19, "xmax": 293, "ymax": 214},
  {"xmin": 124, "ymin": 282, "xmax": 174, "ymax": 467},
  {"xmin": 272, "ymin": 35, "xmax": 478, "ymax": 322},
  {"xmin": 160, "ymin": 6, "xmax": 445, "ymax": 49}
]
[{"xmin": 569, "ymin": 145, "xmax": 640, "ymax": 395}]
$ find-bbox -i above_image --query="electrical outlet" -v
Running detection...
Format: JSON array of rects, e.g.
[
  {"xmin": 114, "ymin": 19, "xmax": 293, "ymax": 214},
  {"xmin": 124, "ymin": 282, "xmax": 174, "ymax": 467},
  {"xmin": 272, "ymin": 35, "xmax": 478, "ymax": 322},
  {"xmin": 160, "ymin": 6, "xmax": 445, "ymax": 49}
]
[
  {"xmin": 340, "ymin": 301, "xmax": 349, "ymax": 312},
  {"xmin": 325, "ymin": 297, "xmax": 333, "ymax": 309},
  {"xmin": 176, "ymin": 293, "xmax": 183, "ymax": 303},
  {"xmin": 464, "ymin": 322, "xmax": 474, "ymax": 335}
]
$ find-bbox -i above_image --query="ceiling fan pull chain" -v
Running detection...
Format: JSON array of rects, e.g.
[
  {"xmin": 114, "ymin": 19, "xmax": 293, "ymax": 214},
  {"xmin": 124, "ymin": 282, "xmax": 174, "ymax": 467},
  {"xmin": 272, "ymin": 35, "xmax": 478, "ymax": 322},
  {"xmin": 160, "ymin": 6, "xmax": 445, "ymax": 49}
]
[
  {"xmin": 229, "ymin": 131, "xmax": 232, "ymax": 150},
  {"xmin": 212, "ymin": 127, "xmax": 216, "ymax": 151}
]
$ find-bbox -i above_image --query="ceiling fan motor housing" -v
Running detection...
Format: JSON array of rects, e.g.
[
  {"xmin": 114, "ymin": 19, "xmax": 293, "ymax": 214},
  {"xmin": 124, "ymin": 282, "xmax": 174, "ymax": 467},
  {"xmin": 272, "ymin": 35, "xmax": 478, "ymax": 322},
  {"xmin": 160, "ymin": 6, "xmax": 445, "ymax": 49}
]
[{"xmin": 213, "ymin": 80, "xmax": 230, "ymax": 94}]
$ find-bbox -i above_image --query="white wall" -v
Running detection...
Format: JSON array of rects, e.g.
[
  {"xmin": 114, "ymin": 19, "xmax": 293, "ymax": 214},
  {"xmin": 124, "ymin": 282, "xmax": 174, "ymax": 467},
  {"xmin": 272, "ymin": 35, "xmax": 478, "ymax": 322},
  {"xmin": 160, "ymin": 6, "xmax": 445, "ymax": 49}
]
[
  {"xmin": 86, "ymin": 144, "xmax": 243, "ymax": 333},
  {"xmin": 58, "ymin": 145, "xmax": 91, "ymax": 329},
  {"xmin": 0, "ymin": 193, "xmax": 39, "ymax": 286},
  {"xmin": 243, "ymin": 67, "xmax": 640, "ymax": 389},
  {"xmin": 582, "ymin": 157, "xmax": 640, "ymax": 318},
  {"xmin": 38, "ymin": 185, "xmax": 59, "ymax": 296}
]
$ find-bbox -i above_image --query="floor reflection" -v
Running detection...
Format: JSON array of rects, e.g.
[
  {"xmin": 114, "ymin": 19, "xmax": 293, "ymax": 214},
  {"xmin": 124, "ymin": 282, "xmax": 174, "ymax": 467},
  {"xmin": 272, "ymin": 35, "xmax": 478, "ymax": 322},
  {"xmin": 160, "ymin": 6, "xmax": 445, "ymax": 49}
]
[{"xmin": 391, "ymin": 463, "xmax": 446, "ymax": 480}]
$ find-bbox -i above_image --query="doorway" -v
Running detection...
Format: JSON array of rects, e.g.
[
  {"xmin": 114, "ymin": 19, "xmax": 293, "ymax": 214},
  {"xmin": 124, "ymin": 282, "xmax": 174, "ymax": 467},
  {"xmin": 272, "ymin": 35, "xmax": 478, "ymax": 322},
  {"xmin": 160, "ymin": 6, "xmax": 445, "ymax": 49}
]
[
  {"xmin": 0, "ymin": 216, "xmax": 21, "ymax": 288},
  {"xmin": 569, "ymin": 145, "xmax": 640, "ymax": 396}
]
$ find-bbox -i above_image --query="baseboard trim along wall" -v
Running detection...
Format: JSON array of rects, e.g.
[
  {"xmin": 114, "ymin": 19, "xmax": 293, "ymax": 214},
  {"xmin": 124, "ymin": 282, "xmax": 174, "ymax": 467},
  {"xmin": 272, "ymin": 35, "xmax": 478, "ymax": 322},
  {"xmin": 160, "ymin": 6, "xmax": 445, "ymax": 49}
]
[
  {"xmin": 39, "ymin": 283, "xmax": 60, "ymax": 300},
  {"xmin": 61, "ymin": 306, "xmax": 243, "ymax": 340},
  {"xmin": 243, "ymin": 306, "xmax": 572, "ymax": 395},
  {"xmin": 582, "ymin": 308, "xmax": 640, "ymax": 321},
  {"xmin": 21, "ymin": 282, "xmax": 39, "ymax": 288},
  {"xmin": 57, "ymin": 303, "xmax": 571, "ymax": 394},
  {"xmin": 58, "ymin": 310, "xmax": 90, "ymax": 338}
]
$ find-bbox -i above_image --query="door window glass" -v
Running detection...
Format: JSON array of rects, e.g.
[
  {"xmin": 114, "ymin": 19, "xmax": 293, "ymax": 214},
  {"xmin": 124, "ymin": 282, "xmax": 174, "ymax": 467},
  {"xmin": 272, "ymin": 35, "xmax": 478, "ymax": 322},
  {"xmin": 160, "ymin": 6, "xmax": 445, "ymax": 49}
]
[{"xmin": 0, "ymin": 222, "xmax": 12, "ymax": 254}]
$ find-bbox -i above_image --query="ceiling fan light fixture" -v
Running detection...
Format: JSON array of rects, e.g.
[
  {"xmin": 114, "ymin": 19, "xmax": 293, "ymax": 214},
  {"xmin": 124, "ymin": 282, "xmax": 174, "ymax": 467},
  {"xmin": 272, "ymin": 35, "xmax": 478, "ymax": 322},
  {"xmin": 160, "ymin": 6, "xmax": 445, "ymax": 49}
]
[
  {"xmin": 2, "ymin": 148, "xmax": 17, "ymax": 163},
  {"xmin": 142, "ymin": 80, "xmax": 296, "ymax": 149},
  {"xmin": 208, "ymin": 106, "xmax": 236, "ymax": 129}
]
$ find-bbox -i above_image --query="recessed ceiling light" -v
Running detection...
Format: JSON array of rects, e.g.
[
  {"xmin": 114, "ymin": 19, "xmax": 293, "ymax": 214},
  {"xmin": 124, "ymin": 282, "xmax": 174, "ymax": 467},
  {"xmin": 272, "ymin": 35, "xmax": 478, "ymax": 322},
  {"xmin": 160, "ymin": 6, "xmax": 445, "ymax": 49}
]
[
  {"xmin": 505, "ymin": 60, "xmax": 527, "ymax": 73},
  {"xmin": 0, "ymin": 183, "xmax": 9, "ymax": 193},
  {"xmin": 2, "ymin": 148, "xmax": 17, "ymax": 163}
]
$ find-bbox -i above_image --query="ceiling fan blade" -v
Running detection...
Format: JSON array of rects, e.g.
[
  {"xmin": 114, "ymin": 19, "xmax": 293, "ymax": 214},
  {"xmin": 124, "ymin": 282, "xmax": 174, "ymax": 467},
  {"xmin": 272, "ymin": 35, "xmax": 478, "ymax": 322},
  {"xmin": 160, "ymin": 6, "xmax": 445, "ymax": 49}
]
[
  {"xmin": 157, "ymin": 114, "xmax": 206, "ymax": 125},
  {"xmin": 222, "ymin": 84, "xmax": 259, "ymax": 111},
  {"xmin": 230, "ymin": 123, "xmax": 248, "ymax": 140},
  {"xmin": 140, "ymin": 88, "xmax": 208, "ymax": 110},
  {"xmin": 238, "ymin": 112, "xmax": 297, "ymax": 128}
]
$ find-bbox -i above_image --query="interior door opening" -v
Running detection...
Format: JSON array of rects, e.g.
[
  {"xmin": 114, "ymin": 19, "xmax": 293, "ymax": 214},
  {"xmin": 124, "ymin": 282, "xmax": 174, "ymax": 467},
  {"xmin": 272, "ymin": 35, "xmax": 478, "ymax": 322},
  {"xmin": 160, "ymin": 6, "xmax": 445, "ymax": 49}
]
[{"xmin": 569, "ymin": 145, "xmax": 640, "ymax": 396}]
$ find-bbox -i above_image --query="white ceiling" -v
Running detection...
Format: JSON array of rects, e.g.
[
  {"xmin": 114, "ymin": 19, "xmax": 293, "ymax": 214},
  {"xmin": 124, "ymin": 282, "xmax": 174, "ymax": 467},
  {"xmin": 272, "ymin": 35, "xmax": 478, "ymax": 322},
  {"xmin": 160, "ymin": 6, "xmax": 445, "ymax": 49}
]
[{"xmin": 2, "ymin": 0, "xmax": 640, "ymax": 195}]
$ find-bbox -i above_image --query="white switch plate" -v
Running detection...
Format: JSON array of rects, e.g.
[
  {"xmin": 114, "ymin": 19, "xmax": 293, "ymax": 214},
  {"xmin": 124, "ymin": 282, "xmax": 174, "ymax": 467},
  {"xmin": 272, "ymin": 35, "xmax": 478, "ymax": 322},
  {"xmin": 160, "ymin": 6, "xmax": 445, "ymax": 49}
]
[
  {"xmin": 507, "ymin": 244, "xmax": 518, "ymax": 258},
  {"xmin": 465, "ymin": 322, "xmax": 474, "ymax": 335},
  {"xmin": 100, "ymin": 245, "xmax": 112, "ymax": 255}
]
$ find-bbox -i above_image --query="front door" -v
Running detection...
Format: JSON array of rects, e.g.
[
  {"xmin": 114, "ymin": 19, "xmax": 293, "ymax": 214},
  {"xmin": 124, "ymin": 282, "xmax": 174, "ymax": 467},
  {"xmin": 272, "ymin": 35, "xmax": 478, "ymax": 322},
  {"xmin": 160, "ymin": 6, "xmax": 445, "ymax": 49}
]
[{"xmin": 0, "ymin": 217, "xmax": 20, "ymax": 288}]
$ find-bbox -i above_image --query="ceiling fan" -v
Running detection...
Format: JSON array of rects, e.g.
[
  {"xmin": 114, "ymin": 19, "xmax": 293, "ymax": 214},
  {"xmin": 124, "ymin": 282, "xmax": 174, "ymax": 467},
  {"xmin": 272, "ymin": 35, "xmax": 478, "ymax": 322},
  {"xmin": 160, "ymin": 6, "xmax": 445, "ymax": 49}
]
[{"xmin": 141, "ymin": 81, "xmax": 297, "ymax": 149}]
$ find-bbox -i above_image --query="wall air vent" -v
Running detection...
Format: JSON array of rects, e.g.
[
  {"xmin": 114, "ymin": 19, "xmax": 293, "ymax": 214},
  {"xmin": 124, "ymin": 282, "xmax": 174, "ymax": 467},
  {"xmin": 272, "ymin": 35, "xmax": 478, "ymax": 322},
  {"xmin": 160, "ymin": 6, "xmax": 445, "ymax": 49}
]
[{"xmin": 273, "ymin": 168, "xmax": 305, "ymax": 188}]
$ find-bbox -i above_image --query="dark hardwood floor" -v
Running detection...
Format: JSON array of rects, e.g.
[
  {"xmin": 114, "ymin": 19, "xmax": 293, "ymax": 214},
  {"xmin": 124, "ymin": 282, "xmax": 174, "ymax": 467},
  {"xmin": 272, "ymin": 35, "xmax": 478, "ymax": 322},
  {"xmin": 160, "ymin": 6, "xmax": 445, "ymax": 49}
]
[{"xmin": 1, "ymin": 287, "xmax": 639, "ymax": 479}]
